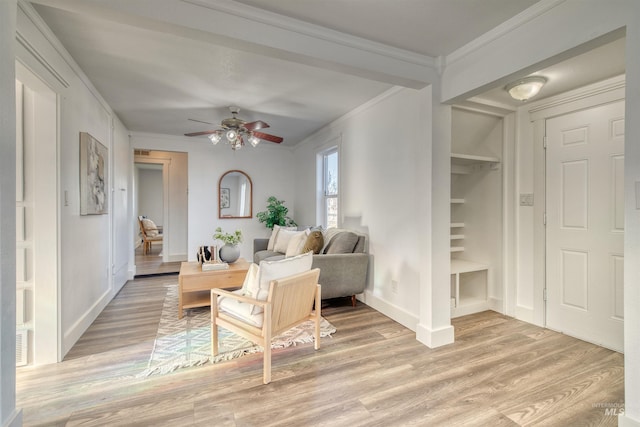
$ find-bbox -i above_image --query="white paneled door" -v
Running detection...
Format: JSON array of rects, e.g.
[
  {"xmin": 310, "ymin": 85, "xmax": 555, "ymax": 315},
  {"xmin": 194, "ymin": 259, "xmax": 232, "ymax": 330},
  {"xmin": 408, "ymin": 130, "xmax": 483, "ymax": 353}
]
[{"xmin": 545, "ymin": 100, "xmax": 625, "ymax": 352}]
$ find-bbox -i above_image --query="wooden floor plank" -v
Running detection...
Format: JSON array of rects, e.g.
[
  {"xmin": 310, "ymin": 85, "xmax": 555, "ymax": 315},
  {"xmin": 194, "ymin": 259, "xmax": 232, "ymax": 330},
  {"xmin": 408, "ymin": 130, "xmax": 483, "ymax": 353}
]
[{"xmin": 16, "ymin": 275, "xmax": 624, "ymax": 426}]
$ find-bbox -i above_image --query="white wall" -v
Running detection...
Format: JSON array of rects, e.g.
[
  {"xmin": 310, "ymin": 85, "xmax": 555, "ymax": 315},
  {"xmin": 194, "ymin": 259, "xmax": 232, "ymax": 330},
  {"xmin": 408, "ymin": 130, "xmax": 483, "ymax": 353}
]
[
  {"xmin": 15, "ymin": 2, "xmax": 131, "ymax": 357},
  {"xmin": 137, "ymin": 168, "xmax": 164, "ymax": 226},
  {"xmin": 131, "ymin": 134, "xmax": 296, "ymax": 262},
  {"xmin": 293, "ymin": 87, "xmax": 433, "ymax": 330}
]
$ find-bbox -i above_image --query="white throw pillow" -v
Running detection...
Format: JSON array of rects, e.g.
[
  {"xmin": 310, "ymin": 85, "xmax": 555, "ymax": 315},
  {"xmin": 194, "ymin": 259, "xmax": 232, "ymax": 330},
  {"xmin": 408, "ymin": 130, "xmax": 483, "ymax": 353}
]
[
  {"xmin": 267, "ymin": 225, "xmax": 296, "ymax": 251},
  {"xmin": 251, "ymin": 251, "xmax": 313, "ymax": 314},
  {"xmin": 285, "ymin": 230, "xmax": 309, "ymax": 257},
  {"xmin": 141, "ymin": 218, "xmax": 159, "ymax": 237},
  {"xmin": 273, "ymin": 229, "xmax": 299, "ymax": 254},
  {"xmin": 241, "ymin": 263, "xmax": 260, "ymax": 298}
]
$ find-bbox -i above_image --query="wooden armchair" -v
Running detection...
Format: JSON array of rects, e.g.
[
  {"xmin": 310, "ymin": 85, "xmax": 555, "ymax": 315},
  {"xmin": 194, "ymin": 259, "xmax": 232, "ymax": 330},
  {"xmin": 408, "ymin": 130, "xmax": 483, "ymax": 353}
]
[
  {"xmin": 211, "ymin": 268, "xmax": 321, "ymax": 384},
  {"xmin": 138, "ymin": 216, "xmax": 163, "ymax": 255}
]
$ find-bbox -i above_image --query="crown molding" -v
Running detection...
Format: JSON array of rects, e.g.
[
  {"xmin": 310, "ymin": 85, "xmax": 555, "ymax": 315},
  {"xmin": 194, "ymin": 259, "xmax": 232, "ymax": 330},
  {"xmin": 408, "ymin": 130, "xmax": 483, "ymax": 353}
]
[
  {"xmin": 182, "ymin": 0, "xmax": 437, "ymax": 70},
  {"xmin": 445, "ymin": 0, "xmax": 566, "ymax": 68}
]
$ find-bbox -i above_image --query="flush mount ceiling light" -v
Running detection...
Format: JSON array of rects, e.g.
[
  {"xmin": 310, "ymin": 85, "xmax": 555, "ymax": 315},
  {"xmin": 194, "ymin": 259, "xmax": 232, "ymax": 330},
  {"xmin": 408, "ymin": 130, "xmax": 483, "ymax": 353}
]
[{"xmin": 505, "ymin": 76, "xmax": 547, "ymax": 101}]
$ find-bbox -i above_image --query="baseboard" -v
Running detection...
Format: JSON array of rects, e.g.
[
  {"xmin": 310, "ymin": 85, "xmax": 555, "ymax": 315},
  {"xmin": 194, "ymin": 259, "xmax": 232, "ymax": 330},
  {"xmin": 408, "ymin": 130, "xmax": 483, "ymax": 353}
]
[
  {"xmin": 619, "ymin": 413, "xmax": 640, "ymax": 427},
  {"xmin": 62, "ymin": 288, "xmax": 111, "ymax": 357},
  {"xmin": 416, "ymin": 323, "xmax": 455, "ymax": 348},
  {"xmin": 167, "ymin": 253, "xmax": 187, "ymax": 262},
  {"xmin": 515, "ymin": 305, "xmax": 535, "ymax": 324},
  {"xmin": 128, "ymin": 267, "xmax": 136, "ymax": 280},
  {"xmin": 362, "ymin": 290, "xmax": 418, "ymax": 332},
  {"xmin": 2, "ymin": 408, "xmax": 23, "ymax": 427},
  {"xmin": 488, "ymin": 297, "xmax": 503, "ymax": 313}
]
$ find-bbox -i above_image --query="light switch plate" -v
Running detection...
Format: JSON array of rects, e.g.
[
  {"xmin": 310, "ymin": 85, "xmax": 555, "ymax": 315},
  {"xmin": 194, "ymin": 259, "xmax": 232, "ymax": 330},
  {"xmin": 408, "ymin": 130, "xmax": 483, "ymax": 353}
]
[{"xmin": 520, "ymin": 193, "xmax": 534, "ymax": 206}]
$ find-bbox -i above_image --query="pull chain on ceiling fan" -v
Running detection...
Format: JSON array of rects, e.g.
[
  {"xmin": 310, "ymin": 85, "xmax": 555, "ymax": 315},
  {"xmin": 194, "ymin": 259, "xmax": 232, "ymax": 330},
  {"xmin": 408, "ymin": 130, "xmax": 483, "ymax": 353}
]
[{"xmin": 184, "ymin": 106, "xmax": 283, "ymax": 150}]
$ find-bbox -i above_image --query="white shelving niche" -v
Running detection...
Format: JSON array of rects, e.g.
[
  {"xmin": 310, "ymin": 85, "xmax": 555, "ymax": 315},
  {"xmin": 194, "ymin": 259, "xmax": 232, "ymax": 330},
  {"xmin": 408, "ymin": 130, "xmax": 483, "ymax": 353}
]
[{"xmin": 450, "ymin": 107, "xmax": 504, "ymax": 318}]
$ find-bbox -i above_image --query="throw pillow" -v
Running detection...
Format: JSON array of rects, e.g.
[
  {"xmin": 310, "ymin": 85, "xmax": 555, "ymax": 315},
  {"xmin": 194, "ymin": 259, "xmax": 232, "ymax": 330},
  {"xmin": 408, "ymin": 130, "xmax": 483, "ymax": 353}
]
[
  {"xmin": 285, "ymin": 230, "xmax": 309, "ymax": 257},
  {"xmin": 252, "ymin": 251, "xmax": 313, "ymax": 314},
  {"xmin": 241, "ymin": 263, "xmax": 260, "ymax": 298},
  {"xmin": 273, "ymin": 229, "xmax": 301, "ymax": 254},
  {"xmin": 302, "ymin": 230, "xmax": 324, "ymax": 254},
  {"xmin": 141, "ymin": 218, "xmax": 159, "ymax": 237},
  {"xmin": 324, "ymin": 231, "xmax": 359, "ymax": 254},
  {"xmin": 267, "ymin": 224, "xmax": 296, "ymax": 251}
]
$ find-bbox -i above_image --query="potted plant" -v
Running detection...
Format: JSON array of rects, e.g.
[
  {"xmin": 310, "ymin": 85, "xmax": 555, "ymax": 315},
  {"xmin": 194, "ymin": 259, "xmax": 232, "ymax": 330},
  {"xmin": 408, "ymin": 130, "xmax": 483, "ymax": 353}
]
[
  {"xmin": 256, "ymin": 196, "xmax": 297, "ymax": 230},
  {"xmin": 213, "ymin": 227, "xmax": 243, "ymax": 263}
]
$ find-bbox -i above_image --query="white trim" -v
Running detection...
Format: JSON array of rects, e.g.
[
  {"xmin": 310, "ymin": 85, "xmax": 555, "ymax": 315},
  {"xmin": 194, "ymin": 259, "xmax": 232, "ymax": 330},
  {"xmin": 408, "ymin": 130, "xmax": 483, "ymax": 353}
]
[
  {"xmin": 62, "ymin": 288, "xmax": 111, "ymax": 356},
  {"xmin": 619, "ymin": 414, "xmax": 640, "ymax": 427},
  {"xmin": 416, "ymin": 323, "xmax": 455, "ymax": 349},
  {"xmin": 515, "ymin": 305, "xmax": 536, "ymax": 325},
  {"xmin": 2, "ymin": 409, "xmax": 23, "ymax": 427},
  {"xmin": 182, "ymin": 0, "xmax": 437, "ymax": 69},
  {"xmin": 445, "ymin": 0, "xmax": 566, "ymax": 67},
  {"xmin": 362, "ymin": 290, "xmax": 418, "ymax": 332}
]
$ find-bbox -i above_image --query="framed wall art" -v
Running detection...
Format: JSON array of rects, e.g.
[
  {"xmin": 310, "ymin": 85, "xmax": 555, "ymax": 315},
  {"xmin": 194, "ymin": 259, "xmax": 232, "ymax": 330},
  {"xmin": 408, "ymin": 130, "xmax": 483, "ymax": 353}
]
[
  {"xmin": 220, "ymin": 187, "xmax": 230, "ymax": 209},
  {"xmin": 79, "ymin": 132, "xmax": 108, "ymax": 215}
]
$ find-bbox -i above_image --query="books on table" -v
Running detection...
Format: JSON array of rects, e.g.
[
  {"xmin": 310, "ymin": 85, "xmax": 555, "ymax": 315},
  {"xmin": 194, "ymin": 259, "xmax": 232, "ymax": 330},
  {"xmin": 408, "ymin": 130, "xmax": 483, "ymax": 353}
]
[{"xmin": 201, "ymin": 261, "xmax": 229, "ymax": 271}]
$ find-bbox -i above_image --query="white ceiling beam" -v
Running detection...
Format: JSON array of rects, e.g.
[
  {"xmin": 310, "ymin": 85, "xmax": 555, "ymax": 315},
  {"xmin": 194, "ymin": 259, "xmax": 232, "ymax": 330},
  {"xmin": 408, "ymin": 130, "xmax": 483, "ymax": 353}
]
[{"xmin": 29, "ymin": 0, "xmax": 437, "ymax": 88}]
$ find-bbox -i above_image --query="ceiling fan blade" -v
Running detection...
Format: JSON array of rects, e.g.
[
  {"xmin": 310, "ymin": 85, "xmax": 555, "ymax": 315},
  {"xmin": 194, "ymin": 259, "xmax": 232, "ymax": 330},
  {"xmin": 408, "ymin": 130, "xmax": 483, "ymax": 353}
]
[
  {"xmin": 184, "ymin": 130, "xmax": 217, "ymax": 137},
  {"xmin": 253, "ymin": 131, "xmax": 283, "ymax": 144},
  {"xmin": 188, "ymin": 118, "xmax": 214, "ymax": 125},
  {"xmin": 242, "ymin": 120, "xmax": 270, "ymax": 131}
]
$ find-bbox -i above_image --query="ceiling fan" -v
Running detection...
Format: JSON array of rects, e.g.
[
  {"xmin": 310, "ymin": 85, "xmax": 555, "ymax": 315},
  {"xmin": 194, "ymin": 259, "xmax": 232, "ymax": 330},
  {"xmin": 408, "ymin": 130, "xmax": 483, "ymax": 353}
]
[{"xmin": 184, "ymin": 106, "xmax": 283, "ymax": 150}]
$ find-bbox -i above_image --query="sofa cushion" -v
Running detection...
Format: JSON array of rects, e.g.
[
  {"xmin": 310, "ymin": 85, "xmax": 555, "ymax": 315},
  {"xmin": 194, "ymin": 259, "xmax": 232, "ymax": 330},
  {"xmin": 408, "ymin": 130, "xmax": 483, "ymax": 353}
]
[
  {"xmin": 324, "ymin": 231, "xmax": 359, "ymax": 254},
  {"xmin": 273, "ymin": 229, "xmax": 302, "ymax": 253},
  {"xmin": 254, "ymin": 250, "xmax": 283, "ymax": 264},
  {"xmin": 302, "ymin": 230, "xmax": 324, "ymax": 254},
  {"xmin": 267, "ymin": 224, "xmax": 296, "ymax": 251},
  {"xmin": 285, "ymin": 230, "xmax": 309, "ymax": 257}
]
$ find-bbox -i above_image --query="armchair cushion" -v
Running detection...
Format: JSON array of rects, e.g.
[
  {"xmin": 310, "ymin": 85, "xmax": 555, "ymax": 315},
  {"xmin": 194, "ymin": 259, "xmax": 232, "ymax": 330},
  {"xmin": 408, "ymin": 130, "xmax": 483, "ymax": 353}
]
[
  {"xmin": 218, "ymin": 289, "xmax": 264, "ymax": 328},
  {"xmin": 244, "ymin": 251, "xmax": 313, "ymax": 314}
]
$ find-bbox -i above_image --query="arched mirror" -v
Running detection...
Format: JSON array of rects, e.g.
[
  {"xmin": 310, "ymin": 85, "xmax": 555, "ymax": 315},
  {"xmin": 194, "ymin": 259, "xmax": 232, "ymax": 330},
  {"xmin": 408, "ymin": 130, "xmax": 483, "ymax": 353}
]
[{"xmin": 219, "ymin": 170, "xmax": 252, "ymax": 219}]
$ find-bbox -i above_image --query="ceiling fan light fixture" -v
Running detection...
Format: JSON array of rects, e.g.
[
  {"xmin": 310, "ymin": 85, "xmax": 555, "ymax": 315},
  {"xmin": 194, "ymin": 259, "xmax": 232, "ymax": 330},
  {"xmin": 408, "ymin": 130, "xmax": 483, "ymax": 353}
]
[
  {"xmin": 505, "ymin": 76, "xmax": 547, "ymax": 101},
  {"xmin": 226, "ymin": 129, "xmax": 238, "ymax": 142},
  {"xmin": 249, "ymin": 134, "xmax": 260, "ymax": 147},
  {"xmin": 208, "ymin": 132, "xmax": 222, "ymax": 144}
]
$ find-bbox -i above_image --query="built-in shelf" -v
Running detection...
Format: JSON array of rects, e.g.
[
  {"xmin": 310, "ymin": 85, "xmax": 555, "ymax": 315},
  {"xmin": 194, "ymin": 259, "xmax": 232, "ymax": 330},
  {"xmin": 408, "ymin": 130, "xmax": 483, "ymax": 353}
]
[
  {"xmin": 450, "ymin": 234, "xmax": 465, "ymax": 240},
  {"xmin": 450, "ymin": 222, "xmax": 465, "ymax": 228},
  {"xmin": 451, "ymin": 198, "xmax": 465, "ymax": 204},
  {"xmin": 450, "ymin": 246, "xmax": 464, "ymax": 253},
  {"xmin": 451, "ymin": 259, "xmax": 488, "ymax": 274},
  {"xmin": 451, "ymin": 153, "xmax": 500, "ymax": 174}
]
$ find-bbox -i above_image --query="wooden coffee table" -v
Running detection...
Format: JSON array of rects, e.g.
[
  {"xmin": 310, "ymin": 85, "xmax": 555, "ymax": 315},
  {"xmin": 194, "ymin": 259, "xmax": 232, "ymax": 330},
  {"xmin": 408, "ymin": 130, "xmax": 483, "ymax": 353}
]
[{"xmin": 177, "ymin": 258, "xmax": 251, "ymax": 318}]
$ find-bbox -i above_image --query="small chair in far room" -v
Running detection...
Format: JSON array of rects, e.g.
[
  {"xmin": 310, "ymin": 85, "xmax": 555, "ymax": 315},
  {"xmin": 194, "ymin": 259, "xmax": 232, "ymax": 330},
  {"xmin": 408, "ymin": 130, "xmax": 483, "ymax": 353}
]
[
  {"xmin": 211, "ymin": 254, "xmax": 321, "ymax": 384},
  {"xmin": 138, "ymin": 216, "xmax": 163, "ymax": 255}
]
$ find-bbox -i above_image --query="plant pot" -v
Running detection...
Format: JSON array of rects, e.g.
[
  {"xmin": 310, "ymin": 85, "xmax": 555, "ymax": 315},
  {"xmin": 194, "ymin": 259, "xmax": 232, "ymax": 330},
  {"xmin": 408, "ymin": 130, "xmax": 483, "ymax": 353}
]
[{"xmin": 219, "ymin": 244, "xmax": 240, "ymax": 263}]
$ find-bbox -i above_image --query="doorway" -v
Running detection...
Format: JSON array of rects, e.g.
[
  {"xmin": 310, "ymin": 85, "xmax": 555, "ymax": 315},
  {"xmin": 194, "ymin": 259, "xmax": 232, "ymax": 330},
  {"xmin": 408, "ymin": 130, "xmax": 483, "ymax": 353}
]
[
  {"xmin": 133, "ymin": 150, "xmax": 188, "ymax": 276},
  {"xmin": 545, "ymin": 99, "xmax": 625, "ymax": 352}
]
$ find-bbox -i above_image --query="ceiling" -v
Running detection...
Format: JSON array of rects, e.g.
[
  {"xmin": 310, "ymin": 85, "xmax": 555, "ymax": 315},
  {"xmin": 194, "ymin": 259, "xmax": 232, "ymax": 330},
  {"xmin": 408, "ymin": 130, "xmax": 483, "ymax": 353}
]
[{"xmin": 28, "ymin": 0, "xmax": 625, "ymax": 147}]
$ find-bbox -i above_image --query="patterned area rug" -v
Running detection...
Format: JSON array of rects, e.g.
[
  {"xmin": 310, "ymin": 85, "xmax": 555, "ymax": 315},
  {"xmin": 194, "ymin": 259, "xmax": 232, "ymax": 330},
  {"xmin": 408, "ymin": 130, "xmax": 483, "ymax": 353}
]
[{"xmin": 139, "ymin": 285, "xmax": 336, "ymax": 377}]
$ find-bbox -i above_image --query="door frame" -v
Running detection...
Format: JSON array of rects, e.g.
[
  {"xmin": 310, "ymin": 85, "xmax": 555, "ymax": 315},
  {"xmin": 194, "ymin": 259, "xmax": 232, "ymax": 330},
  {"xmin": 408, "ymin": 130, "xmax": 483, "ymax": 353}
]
[{"xmin": 528, "ymin": 75, "xmax": 626, "ymax": 329}]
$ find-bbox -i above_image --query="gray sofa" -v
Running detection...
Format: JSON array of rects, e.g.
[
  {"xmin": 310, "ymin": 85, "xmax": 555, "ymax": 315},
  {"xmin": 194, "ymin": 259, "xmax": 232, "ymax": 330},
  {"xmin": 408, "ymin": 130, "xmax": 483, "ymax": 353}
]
[{"xmin": 253, "ymin": 229, "xmax": 369, "ymax": 305}]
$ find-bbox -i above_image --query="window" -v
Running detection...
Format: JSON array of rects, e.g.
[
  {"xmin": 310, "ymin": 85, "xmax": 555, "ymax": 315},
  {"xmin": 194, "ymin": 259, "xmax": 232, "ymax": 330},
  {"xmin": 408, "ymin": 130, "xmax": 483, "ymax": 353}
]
[{"xmin": 322, "ymin": 148, "xmax": 338, "ymax": 228}]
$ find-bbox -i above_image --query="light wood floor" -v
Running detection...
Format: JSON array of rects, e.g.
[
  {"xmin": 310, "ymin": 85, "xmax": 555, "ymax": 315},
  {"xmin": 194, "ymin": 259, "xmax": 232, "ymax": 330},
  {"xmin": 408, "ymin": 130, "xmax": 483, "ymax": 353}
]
[
  {"xmin": 16, "ymin": 275, "xmax": 624, "ymax": 426},
  {"xmin": 134, "ymin": 242, "xmax": 182, "ymax": 276}
]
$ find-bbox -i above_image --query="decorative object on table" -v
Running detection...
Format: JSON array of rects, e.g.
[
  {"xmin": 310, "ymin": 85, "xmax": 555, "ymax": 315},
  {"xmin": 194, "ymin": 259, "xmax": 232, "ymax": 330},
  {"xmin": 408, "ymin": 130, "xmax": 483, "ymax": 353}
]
[
  {"xmin": 79, "ymin": 132, "xmax": 108, "ymax": 215},
  {"xmin": 196, "ymin": 245, "xmax": 217, "ymax": 264},
  {"xmin": 214, "ymin": 226, "xmax": 242, "ymax": 263},
  {"xmin": 256, "ymin": 196, "xmax": 297, "ymax": 230},
  {"xmin": 138, "ymin": 284, "xmax": 336, "ymax": 377},
  {"xmin": 202, "ymin": 261, "xmax": 228, "ymax": 271}
]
